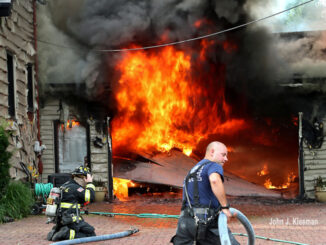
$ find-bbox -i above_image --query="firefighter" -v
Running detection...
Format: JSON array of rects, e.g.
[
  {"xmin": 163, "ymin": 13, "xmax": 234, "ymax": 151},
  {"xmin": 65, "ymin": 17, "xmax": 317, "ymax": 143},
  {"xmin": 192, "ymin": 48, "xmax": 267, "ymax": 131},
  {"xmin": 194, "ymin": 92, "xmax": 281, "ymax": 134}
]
[
  {"xmin": 47, "ymin": 166, "xmax": 96, "ymax": 241},
  {"xmin": 171, "ymin": 141, "xmax": 239, "ymax": 245}
]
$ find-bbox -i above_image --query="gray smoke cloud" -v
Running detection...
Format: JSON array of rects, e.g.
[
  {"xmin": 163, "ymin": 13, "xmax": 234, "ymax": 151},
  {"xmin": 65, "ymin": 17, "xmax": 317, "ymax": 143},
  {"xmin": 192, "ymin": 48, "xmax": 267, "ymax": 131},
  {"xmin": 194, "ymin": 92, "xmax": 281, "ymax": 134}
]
[
  {"xmin": 277, "ymin": 31, "xmax": 326, "ymax": 78},
  {"xmin": 37, "ymin": 0, "xmax": 101, "ymax": 97},
  {"xmin": 37, "ymin": 0, "xmax": 291, "ymax": 100},
  {"xmin": 37, "ymin": 5, "xmax": 84, "ymax": 85}
]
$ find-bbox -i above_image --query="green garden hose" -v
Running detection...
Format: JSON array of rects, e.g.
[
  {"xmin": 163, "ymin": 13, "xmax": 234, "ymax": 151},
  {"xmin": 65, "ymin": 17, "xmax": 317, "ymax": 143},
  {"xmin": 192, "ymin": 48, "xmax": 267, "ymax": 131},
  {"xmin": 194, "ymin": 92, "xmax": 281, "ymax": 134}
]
[{"xmin": 34, "ymin": 183, "xmax": 53, "ymax": 201}]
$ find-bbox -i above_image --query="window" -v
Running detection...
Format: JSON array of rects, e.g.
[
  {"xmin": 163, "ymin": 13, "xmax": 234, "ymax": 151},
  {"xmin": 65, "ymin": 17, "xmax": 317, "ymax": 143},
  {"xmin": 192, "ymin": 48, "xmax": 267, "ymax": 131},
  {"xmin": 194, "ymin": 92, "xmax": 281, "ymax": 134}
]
[
  {"xmin": 27, "ymin": 64, "xmax": 34, "ymax": 112},
  {"xmin": 7, "ymin": 52, "xmax": 15, "ymax": 118}
]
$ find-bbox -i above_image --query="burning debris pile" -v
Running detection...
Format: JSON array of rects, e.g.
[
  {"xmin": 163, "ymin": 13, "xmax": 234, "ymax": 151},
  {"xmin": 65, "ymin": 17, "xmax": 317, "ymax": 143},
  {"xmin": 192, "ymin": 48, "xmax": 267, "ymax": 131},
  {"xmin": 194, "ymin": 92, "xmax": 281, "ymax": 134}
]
[{"xmin": 37, "ymin": 0, "xmax": 326, "ymax": 195}]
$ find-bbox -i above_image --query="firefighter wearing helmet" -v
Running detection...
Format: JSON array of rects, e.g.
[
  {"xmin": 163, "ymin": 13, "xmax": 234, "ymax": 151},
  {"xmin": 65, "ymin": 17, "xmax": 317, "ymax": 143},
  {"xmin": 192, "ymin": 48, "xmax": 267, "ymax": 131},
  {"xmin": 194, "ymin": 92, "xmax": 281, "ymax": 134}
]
[{"xmin": 46, "ymin": 166, "xmax": 96, "ymax": 241}]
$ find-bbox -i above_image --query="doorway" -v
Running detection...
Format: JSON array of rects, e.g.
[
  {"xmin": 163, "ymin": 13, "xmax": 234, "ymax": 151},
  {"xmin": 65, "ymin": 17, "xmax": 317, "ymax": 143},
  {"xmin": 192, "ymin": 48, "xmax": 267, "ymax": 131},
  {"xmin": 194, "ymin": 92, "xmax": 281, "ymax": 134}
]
[{"xmin": 54, "ymin": 120, "xmax": 90, "ymax": 173}]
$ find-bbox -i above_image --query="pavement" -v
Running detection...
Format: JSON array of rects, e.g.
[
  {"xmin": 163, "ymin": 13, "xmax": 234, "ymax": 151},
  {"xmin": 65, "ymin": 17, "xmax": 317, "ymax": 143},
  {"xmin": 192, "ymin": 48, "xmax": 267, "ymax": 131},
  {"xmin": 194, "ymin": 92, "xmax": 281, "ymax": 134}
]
[{"xmin": 0, "ymin": 195, "xmax": 326, "ymax": 245}]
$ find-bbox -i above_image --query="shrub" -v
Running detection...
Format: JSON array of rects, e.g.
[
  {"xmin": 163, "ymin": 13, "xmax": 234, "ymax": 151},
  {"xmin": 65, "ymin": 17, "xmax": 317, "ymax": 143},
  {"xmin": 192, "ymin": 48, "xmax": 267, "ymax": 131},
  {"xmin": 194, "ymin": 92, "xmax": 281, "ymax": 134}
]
[
  {"xmin": 0, "ymin": 181, "xmax": 34, "ymax": 223},
  {"xmin": 0, "ymin": 125, "xmax": 11, "ymax": 196}
]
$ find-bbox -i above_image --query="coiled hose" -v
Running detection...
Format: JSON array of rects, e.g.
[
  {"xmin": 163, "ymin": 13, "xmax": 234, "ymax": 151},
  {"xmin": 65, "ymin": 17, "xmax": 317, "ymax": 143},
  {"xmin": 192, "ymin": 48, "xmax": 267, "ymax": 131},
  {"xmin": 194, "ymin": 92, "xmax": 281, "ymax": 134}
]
[
  {"xmin": 50, "ymin": 228, "xmax": 139, "ymax": 245},
  {"xmin": 218, "ymin": 207, "xmax": 255, "ymax": 245},
  {"xmin": 34, "ymin": 183, "xmax": 53, "ymax": 199}
]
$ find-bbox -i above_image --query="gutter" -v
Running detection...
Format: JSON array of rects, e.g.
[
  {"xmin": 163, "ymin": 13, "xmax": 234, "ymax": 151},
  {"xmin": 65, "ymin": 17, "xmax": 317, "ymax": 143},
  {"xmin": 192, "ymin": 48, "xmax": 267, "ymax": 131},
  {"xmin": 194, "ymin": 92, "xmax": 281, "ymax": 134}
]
[
  {"xmin": 107, "ymin": 117, "xmax": 113, "ymax": 201},
  {"xmin": 33, "ymin": 0, "xmax": 43, "ymax": 174},
  {"xmin": 298, "ymin": 112, "xmax": 305, "ymax": 199}
]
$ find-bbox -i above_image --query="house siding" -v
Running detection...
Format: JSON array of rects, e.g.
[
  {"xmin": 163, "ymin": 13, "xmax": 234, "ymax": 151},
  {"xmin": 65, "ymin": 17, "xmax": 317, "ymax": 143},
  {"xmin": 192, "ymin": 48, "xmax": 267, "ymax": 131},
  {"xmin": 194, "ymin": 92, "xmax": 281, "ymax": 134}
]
[
  {"xmin": 0, "ymin": 0, "xmax": 39, "ymax": 180},
  {"xmin": 40, "ymin": 99, "xmax": 110, "ymax": 185},
  {"xmin": 303, "ymin": 119, "xmax": 326, "ymax": 199}
]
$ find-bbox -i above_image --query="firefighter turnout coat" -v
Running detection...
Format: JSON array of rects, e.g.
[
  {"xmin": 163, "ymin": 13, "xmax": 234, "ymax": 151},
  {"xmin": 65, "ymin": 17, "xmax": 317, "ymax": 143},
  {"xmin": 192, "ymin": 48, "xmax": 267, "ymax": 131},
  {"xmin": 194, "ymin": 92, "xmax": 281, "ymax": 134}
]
[{"xmin": 59, "ymin": 179, "xmax": 95, "ymax": 225}]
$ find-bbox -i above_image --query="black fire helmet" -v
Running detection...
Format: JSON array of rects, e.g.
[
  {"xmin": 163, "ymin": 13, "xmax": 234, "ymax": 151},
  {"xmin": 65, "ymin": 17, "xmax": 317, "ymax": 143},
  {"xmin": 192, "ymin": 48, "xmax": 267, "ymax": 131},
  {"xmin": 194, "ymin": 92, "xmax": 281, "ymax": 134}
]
[{"xmin": 71, "ymin": 166, "xmax": 91, "ymax": 177}]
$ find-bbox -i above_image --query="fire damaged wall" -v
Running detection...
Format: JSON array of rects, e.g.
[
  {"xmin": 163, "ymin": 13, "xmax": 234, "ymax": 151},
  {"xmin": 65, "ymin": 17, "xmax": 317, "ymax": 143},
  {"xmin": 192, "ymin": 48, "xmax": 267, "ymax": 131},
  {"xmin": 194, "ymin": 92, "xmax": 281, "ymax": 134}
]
[
  {"xmin": 277, "ymin": 30, "xmax": 326, "ymax": 199},
  {"xmin": 36, "ymin": 1, "xmax": 326, "ymax": 197},
  {"xmin": 301, "ymin": 118, "xmax": 326, "ymax": 199},
  {"xmin": 39, "ymin": 98, "xmax": 111, "ymax": 185},
  {"xmin": 0, "ymin": 0, "xmax": 39, "ymax": 181}
]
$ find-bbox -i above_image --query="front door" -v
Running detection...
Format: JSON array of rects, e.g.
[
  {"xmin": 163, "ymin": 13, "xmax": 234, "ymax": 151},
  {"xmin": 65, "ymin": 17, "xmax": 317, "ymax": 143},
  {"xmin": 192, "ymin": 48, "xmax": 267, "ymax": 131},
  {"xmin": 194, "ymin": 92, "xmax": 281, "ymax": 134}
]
[{"xmin": 56, "ymin": 120, "xmax": 88, "ymax": 173}]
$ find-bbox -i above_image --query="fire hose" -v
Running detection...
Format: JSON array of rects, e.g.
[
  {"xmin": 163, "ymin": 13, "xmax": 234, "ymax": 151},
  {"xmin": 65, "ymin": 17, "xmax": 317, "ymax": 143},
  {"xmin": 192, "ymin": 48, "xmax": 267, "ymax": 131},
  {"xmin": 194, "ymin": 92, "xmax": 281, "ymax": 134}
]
[
  {"xmin": 81, "ymin": 211, "xmax": 308, "ymax": 245},
  {"xmin": 50, "ymin": 228, "xmax": 139, "ymax": 245},
  {"xmin": 218, "ymin": 207, "xmax": 255, "ymax": 245}
]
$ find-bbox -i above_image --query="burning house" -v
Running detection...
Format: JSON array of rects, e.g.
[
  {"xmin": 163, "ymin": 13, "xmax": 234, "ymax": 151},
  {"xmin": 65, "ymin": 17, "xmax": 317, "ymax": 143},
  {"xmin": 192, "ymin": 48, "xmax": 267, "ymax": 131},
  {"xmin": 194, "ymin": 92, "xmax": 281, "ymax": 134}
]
[{"xmin": 33, "ymin": 0, "xmax": 326, "ymax": 200}]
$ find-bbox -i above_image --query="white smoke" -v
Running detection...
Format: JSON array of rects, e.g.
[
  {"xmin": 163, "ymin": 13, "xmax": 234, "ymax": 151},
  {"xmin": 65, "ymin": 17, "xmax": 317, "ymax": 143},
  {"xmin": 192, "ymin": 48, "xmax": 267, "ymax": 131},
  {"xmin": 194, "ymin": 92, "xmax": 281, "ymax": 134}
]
[
  {"xmin": 37, "ymin": 0, "xmax": 101, "ymax": 97},
  {"xmin": 245, "ymin": 0, "xmax": 326, "ymax": 33},
  {"xmin": 277, "ymin": 31, "xmax": 326, "ymax": 78},
  {"xmin": 37, "ymin": 5, "xmax": 84, "ymax": 85}
]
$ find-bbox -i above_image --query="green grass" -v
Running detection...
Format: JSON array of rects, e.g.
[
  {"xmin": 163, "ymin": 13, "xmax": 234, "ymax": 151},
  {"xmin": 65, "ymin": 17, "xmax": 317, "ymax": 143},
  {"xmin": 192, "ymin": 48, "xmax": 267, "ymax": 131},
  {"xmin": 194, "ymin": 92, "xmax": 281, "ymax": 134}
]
[
  {"xmin": 0, "ymin": 181, "xmax": 34, "ymax": 223},
  {"xmin": 0, "ymin": 124, "xmax": 11, "ymax": 196}
]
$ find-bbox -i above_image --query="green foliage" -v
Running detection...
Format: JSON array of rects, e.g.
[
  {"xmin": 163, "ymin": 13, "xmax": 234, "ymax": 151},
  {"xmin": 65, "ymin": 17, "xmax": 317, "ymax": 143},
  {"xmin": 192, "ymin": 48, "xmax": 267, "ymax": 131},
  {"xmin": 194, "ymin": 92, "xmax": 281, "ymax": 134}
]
[
  {"xmin": 0, "ymin": 125, "xmax": 11, "ymax": 196},
  {"xmin": 316, "ymin": 176, "xmax": 326, "ymax": 188},
  {"xmin": 0, "ymin": 181, "xmax": 34, "ymax": 223},
  {"xmin": 284, "ymin": 0, "xmax": 306, "ymax": 26},
  {"xmin": 93, "ymin": 179, "xmax": 106, "ymax": 187}
]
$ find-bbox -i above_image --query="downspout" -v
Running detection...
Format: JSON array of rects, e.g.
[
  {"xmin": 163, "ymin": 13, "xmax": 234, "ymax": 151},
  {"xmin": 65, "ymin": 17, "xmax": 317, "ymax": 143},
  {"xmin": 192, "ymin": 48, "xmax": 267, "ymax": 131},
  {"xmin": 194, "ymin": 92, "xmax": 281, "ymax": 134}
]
[
  {"xmin": 298, "ymin": 112, "xmax": 305, "ymax": 199},
  {"xmin": 106, "ymin": 117, "xmax": 113, "ymax": 201},
  {"xmin": 33, "ymin": 0, "xmax": 43, "ymax": 175}
]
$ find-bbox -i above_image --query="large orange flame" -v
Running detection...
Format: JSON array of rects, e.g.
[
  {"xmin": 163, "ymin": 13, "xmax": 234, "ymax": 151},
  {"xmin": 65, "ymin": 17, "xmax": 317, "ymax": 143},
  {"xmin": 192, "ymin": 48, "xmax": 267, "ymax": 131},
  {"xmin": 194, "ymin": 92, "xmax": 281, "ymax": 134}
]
[
  {"xmin": 111, "ymin": 42, "xmax": 246, "ymax": 155},
  {"xmin": 113, "ymin": 177, "xmax": 135, "ymax": 200}
]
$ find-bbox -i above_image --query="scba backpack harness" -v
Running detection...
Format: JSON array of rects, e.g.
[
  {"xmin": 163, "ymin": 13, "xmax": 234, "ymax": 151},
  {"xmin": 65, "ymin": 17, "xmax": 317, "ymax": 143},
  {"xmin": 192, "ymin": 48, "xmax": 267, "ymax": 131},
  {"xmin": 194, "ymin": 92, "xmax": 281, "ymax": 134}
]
[
  {"xmin": 45, "ymin": 183, "xmax": 82, "ymax": 225},
  {"xmin": 182, "ymin": 160, "xmax": 220, "ymax": 241}
]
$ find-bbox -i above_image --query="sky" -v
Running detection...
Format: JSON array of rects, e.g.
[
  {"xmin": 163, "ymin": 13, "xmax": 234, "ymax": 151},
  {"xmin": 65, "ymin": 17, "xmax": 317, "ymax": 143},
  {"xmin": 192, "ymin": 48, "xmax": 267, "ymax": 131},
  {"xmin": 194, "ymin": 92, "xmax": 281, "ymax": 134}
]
[{"xmin": 246, "ymin": 0, "xmax": 326, "ymax": 33}]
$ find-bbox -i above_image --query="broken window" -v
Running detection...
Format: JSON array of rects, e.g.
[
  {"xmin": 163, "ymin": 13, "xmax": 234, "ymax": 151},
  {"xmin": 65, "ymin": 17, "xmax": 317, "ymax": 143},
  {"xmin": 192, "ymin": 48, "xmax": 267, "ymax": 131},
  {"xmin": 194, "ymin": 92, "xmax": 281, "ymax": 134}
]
[
  {"xmin": 6, "ymin": 51, "xmax": 15, "ymax": 118},
  {"xmin": 27, "ymin": 64, "xmax": 34, "ymax": 112}
]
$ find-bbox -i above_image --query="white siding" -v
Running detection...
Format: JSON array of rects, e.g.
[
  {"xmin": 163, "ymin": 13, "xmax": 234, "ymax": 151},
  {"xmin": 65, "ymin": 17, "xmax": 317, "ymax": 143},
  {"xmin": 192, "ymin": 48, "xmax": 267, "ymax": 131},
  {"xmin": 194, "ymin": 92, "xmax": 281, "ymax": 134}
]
[
  {"xmin": 303, "ymin": 119, "xmax": 326, "ymax": 199},
  {"xmin": 0, "ymin": 0, "xmax": 39, "ymax": 180},
  {"xmin": 39, "ymin": 99, "xmax": 59, "ymax": 182},
  {"xmin": 39, "ymin": 99, "xmax": 110, "ymax": 185}
]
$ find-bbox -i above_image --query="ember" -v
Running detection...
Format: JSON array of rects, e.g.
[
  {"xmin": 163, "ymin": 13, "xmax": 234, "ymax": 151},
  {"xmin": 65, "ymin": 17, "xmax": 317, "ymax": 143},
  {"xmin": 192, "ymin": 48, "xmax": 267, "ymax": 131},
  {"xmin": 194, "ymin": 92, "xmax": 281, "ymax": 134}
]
[{"xmin": 257, "ymin": 163, "xmax": 269, "ymax": 177}]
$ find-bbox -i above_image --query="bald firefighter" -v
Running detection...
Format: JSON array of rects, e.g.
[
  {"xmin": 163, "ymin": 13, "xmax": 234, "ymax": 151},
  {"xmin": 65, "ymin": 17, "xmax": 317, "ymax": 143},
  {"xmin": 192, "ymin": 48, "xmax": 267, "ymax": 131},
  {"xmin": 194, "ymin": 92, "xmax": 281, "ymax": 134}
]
[
  {"xmin": 171, "ymin": 141, "xmax": 239, "ymax": 245},
  {"xmin": 47, "ymin": 166, "xmax": 96, "ymax": 241}
]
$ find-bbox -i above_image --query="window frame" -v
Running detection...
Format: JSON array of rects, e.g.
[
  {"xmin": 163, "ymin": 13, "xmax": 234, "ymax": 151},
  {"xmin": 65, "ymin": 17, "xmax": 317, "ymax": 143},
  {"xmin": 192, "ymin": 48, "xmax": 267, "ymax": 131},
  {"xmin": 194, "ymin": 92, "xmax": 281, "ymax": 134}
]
[
  {"xmin": 6, "ymin": 50, "xmax": 17, "ymax": 119},
  {"xmin": 26, "ymin": 63, "xmax": 34, "ymax": 113}
]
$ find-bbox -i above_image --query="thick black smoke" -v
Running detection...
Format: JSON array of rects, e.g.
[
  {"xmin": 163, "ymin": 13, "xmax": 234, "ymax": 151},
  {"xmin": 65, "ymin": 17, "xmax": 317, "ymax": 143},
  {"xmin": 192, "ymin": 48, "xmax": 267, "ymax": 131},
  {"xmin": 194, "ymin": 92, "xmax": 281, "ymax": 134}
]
[{"xmin": 37, "ymin": 0, "xmax": 291, "ymax": 105}]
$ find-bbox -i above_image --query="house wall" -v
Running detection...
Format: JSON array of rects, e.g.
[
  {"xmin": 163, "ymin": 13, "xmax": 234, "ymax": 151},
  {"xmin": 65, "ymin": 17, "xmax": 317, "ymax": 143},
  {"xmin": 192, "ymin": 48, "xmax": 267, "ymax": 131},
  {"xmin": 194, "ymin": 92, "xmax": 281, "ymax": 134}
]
[
  {"xmin": 0, "ymin": 0, "xmax": 39, "ymax": 180},
  {"xmin": 40, "ymin": 98, "xmax": 110, "ymax": 184},
  {"xmin": 304, "ymin": 119, "xmax": 326, "ymax": 199},
  {"xmin": 39, "ymin": 99, "xmax": 57, "ymax": 181}
]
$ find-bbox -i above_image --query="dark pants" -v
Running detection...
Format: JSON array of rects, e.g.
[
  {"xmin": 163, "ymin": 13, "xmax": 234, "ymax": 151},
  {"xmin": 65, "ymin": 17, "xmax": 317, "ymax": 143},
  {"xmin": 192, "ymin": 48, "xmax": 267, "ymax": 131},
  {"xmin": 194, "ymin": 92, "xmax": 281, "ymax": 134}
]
[
  {"xmin": 48, "ymin": 220, "xmax": 96, "ymax": 240},
  {"xmin": 69, "ymin": 220, "xmax": 96, "ymax": 238},
  {"xmin": 171, "ymin": 215, "xmax": 240, "ymax": 245}
]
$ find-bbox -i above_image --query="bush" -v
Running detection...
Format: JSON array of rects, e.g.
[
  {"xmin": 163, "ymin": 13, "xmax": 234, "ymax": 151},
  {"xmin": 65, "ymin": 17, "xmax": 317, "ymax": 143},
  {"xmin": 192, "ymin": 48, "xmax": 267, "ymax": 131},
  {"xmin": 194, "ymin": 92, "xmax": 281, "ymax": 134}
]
[
  {"xmin": 0, "ymin": 125, "xmax": 11, "ymax": 196},
  {"xmin": 0, "ymin": 181, "xmax": 34, "ymax": 223}
]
